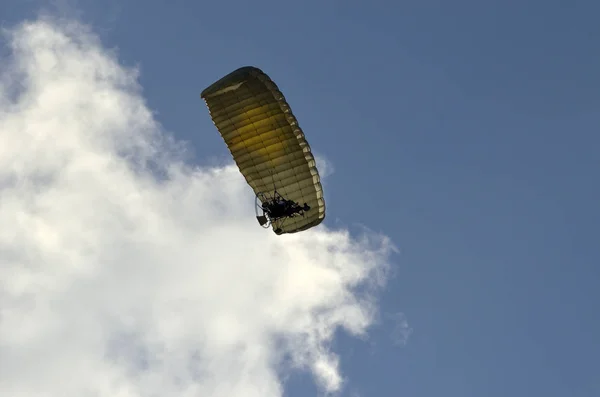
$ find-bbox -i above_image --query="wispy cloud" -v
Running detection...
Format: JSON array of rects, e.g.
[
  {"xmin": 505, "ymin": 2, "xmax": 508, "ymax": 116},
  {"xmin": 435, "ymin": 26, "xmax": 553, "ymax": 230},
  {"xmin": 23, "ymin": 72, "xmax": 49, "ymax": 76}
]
[
  {"xmin": 0, "ymin": 17, "xmax": 395, "ymax": 397},
  {"xmin": 315, "ymin": 154, "xmax": 335, "ymax": 179},
  {"xmin": 388, "ymin": 312, "xmax": 413, "ymax": 346}
]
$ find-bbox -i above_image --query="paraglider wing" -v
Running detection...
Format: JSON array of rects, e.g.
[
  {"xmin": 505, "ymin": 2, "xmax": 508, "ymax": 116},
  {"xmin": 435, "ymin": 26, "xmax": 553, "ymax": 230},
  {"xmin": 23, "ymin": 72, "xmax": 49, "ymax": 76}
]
[{"xmin": 200, "ymin": 66, "xmax": 326, "ymax": 234}]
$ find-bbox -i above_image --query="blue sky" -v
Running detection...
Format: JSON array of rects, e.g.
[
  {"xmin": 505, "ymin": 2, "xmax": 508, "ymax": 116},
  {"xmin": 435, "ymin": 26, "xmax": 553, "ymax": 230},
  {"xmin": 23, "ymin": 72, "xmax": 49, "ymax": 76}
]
[{"xmin": 1, "ymin": 1, "xmax": 599, "ymax": 396}]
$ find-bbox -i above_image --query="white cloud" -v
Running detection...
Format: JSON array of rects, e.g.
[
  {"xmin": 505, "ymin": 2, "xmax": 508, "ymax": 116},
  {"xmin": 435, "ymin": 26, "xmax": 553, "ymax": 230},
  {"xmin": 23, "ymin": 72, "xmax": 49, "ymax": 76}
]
[
  {"xmin": 0, "ymin": 17, "xmax": 395, "ymax": 397},
  {"xmin": 315, "ymin": 154, "xmax": 335, "ymax": 179}
]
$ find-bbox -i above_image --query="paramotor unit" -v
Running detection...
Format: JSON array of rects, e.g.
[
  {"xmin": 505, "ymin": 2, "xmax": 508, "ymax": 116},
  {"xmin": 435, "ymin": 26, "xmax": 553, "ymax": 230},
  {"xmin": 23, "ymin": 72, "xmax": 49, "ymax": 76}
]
[
  {"xmin": 255, "ymin": 190, "xmax": 311, "ymax": 235},
  {"xmin": 200, "ymin": 66, "xmax": 326, "ymax": 235}
]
